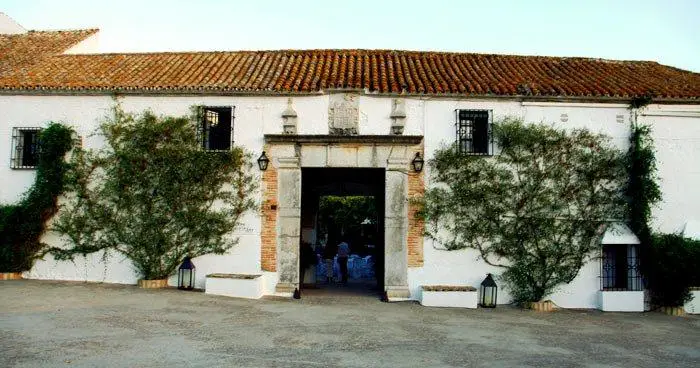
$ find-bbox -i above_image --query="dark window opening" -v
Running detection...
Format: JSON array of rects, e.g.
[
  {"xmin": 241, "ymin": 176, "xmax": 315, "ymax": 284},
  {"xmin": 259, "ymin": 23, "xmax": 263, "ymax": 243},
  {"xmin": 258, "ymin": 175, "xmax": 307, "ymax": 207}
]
[
  {"xmin": 455, "ymin": 109, "xmax": 492, "ymax": 155},
  {"xmin": 198, "ymin": 106, "xmax": 233, "ymax": 151},
  {"xmin": 10, "ymin": 127, "xmax": 41, "ymax": 169},
  {"xmin": 601, "ymin": 244, "xmax": 643, "ymax": 291}
]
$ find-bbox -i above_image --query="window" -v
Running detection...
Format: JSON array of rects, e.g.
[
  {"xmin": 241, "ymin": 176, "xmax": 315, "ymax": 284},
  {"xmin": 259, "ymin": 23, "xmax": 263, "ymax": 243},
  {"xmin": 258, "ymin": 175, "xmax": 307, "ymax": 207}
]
[
  {"xmin": 10, "ymin": 127, "xmax": 42, "ymax": 169},
  {"xmin": 197, "ymin": 106, "xmax": 234, "ymax": 151},
  {"xmin": 601, "ymin": 244, "xmax": 643, "ymax": 291},
  {"xmin": 455, "ymin": 109, "xmax": 492, "ymax": 155}
]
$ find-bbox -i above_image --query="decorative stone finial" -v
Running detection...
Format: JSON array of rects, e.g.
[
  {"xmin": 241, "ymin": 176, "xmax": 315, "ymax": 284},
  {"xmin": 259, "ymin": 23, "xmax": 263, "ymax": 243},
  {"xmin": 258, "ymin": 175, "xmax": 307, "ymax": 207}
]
[
  {"xmin": 390, "ymin": 98, "xmax": 406, "ymax": 135},
  {"xmin": 282, "ymin": 97, "xmax": 298, "ymax": 134}
]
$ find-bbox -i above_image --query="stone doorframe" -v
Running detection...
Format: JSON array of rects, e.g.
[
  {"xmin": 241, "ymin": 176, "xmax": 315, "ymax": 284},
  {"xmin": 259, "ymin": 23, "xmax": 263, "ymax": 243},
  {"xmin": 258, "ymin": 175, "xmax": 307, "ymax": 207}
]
[{"xmin": 261, "ymin": 135, "xmax": 424, "ymax": 300}]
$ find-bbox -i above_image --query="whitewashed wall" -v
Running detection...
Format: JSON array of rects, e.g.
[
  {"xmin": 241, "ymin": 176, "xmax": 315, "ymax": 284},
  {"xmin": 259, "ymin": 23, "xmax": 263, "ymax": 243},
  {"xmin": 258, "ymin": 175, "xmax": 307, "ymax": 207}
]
[{"xmin": 1, "ymin": 94, "xmax": 699, "ymax": 308}]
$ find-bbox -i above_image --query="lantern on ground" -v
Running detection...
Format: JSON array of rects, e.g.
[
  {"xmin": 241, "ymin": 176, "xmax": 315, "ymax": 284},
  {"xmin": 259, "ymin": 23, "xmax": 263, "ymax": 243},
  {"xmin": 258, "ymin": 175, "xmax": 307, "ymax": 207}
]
[
  {"xmin": 178, "ymin": 256, "xmax": 195, "ymax": 290},
  {"xmin": 257, "ymin": 151, "xmax": 269, "ymax": 171},
  {"xmin": 480, "ymin": 273, "xmax": 497, "ymax": 308}
]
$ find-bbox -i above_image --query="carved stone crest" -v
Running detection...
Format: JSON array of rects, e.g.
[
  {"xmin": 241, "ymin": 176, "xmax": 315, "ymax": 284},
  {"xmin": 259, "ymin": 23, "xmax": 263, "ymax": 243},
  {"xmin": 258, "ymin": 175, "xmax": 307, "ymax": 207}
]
[{"xmin": 328, "ymin": 93, "xmax": 359, "ymax": 135}]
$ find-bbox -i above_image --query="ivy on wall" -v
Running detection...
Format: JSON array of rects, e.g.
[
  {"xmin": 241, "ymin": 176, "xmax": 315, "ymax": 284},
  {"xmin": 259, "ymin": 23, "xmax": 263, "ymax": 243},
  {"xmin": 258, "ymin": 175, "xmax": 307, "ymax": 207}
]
[
  {"xmin": 0, "ymin": 123, "xmax": 75, "ymax": 272},
  {"xmin": 625, "ymin": 123, "xmax": 661, "ymax": 255}
]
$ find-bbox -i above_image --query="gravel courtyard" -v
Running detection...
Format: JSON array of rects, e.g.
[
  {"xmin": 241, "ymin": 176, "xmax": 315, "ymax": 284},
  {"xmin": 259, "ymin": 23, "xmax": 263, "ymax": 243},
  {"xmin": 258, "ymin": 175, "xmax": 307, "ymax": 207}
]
[{"xmin": 1, "ymin": 280, "xmax": 699, "ymax": 367}]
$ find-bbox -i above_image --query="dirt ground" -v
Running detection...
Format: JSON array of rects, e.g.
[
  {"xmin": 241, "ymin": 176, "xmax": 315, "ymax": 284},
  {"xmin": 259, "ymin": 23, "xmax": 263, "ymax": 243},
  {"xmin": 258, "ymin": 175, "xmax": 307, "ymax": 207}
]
[{"xmin": 1, "ymin": 280, "xmax": 699, "ymax": 367}]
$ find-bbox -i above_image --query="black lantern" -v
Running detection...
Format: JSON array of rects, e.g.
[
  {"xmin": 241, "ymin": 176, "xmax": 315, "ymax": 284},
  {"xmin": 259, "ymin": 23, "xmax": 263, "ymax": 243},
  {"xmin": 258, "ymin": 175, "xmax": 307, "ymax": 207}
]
[
  {"xmin": 178, "ymin": 256, "xmax": 196, "ymax": 290},
  {"xmin": 411, "ymin": 152, "xmax": 424, "ymax": 172},
  {"xmin": 257, "ymin": 151, "xmax": 269, "ymax": 171},
  {"xmin": 480, "ymin": 273, "xmax": 497, "ymax": 308}
]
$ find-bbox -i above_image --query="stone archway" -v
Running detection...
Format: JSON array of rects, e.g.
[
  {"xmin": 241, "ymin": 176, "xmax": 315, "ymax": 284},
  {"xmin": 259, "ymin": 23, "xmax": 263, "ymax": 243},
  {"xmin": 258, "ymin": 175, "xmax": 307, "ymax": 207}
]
[{"xmin": 261, "ymin": 135, "xmax": 424, "ymax": 301}]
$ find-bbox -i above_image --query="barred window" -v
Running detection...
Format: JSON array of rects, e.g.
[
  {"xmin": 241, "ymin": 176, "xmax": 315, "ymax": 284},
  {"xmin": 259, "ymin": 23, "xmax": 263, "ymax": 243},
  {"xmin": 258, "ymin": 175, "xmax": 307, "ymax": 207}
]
[
  {"xmin": 10, "ymin": 127, "xmax": 42, "ymax": 169},
  {"xmin": 601, "ymin": 244, "xmax": 643, "ymax": 291},
  {"xmin": 197, "ymin": 106, "xmax": 234, "ymax": 151},
  {"xmin": 455, "ymin": 109, "xmax": 492, "ymax": 155}
]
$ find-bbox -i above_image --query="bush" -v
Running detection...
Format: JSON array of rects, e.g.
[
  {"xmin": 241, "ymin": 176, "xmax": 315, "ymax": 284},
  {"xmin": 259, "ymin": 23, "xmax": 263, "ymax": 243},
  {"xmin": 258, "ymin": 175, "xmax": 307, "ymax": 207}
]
[
  {"xmin": 0, "ymin": 123, "xmax": 75, "ymax": 272},
  {"xmin": 50, "ymin": 106, "xmax": 257, "ymax": 280},
  {"xmin": 420, "ymin": 118, "xmax": 627, "ymax": 304},
  {"xmin": 647, "ymin": 233, "xmax": 700, "ymax": 307}
]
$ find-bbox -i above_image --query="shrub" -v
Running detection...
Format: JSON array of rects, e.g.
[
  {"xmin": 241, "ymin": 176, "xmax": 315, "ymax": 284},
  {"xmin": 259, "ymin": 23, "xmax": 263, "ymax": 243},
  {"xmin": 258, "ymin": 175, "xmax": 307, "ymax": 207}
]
[
  {"xmin": 646, "ymin": 233, "xmax": 700, "ymax": 307},
  {"xmin": 49, "ymin": 105, "xmax": 256, "ymax": 280},
  {"xmin": 420, "ymin": 118, "xmax": 627, "ymax": 304}
]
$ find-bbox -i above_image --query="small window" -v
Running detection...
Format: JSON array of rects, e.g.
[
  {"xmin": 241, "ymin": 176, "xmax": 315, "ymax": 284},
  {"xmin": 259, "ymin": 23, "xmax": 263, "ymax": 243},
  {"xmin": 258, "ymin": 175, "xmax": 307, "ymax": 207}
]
[
  {"xmin": 10, "ymin": 127, "xmax": 42, "ymax": 169},
  {"xmin": 601, "ymin": 244, "xmax": 643, "ymax": 291},
  {"xmin": 197, "ymin": 106, "xmax": 234, "ymax": 151},
  {"xmin": 455, "ymin": 109, "xmax": 492, "ymax": 155}
]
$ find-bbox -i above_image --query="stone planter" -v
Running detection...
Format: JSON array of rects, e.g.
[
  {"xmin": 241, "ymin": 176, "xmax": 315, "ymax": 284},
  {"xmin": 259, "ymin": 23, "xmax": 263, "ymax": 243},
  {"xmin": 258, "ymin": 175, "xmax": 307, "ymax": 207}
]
[
  {"xmin": 137, "ymin": 279, "xmax": 168, "ymax": 289},
  {"xmin": 1, "ymin": 272, "xmax": 23, "ymax": 280},
  {"xmin": 205, "ymin": 273, "xmax": 263, "ymax": 299},
  {"xmin": 529, "ymin": 300, "xmax": 554, "ymax": 312},
  {"xmin": 420, "ymin": 285, "xmax": 478, "ymax": 308},
  {"xmin": 659, "ymin": 306, "xmax": 686, "ymax": 316},
  {"xmin": 683, "ymin": 288, "xmax": 700, "ymax": 314}
]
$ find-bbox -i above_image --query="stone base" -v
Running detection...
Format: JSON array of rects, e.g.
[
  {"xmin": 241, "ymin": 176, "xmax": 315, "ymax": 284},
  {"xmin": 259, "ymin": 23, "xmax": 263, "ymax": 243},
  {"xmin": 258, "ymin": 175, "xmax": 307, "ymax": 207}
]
[
  {"xmin": 1, "ymin": 272, "xmax": 23, "ymax": 280},
  {"xmin": 684, "ymin": 289, "xmax": 700, "ymax": 314},
  {"xmin": 137, "ymin": 279, "xmax": 168, "ymax": 289},
  {"xmin": 206, "ymin": 274, "xmax": 263, "ymax": 299},
  {"xmin": 660, "ymin": 306, "xmax": 686, "ymax": 316},
  {"xmin": 421, "ymin": 286, "xmax": 478, "ymax": 308},
  {"xmin": 385, "ymin": 286, "xmax": 411, "ymax": 301},
  {"xmin": 275, "ymin": 282, "xmax": 297, "ymax": 297},
  {"xmin": 599, "ymin": 290, "xmax": 645, "ymax": 312},
  {"xmin": 529, "ymin": 301, "xmax": 554, "ymax": 312}
]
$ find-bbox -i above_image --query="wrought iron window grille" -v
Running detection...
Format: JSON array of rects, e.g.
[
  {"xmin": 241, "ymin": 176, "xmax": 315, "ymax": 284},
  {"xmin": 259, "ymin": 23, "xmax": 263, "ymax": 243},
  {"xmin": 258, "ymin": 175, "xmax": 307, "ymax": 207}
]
[
  {"xmin": 10, "ymin": 127, "xmax": 42, "ymax": 169},
  {"xmin": 455, "ymin": 109, "xmax": 493, "ymax": 156},
  {"xmin": 600, "ymin": 244, "xmax": 643, "ymax": 291},
  {"xmin": 196, "ymin": 106, "xmax": 235, "ymax": 151}
]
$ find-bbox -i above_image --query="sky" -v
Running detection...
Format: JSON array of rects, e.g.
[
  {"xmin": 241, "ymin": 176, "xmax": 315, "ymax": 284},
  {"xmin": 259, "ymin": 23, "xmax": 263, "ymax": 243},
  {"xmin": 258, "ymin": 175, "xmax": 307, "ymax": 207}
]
[{"xmin": 3, "ymin": 0, "xmax": 699, "ymax": 72}]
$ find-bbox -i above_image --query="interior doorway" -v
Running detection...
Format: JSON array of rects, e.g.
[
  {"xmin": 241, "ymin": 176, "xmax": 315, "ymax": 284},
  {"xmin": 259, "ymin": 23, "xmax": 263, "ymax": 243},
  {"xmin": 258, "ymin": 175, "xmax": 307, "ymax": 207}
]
[{"xmin": 299, "ymin": 168, "xmax": 385, "ymax": 298}]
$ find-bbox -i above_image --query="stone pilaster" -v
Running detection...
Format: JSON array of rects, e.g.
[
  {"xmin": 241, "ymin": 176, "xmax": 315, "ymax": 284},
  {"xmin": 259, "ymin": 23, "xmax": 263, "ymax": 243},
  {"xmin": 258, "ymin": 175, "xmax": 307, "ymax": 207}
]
[
  {"xmin": 275, "ymin": 156, "xmax": 302, "ymax": 293},
  {"xmin": 384, "ymin": 157, "xmax": 410, "ymax": 300}
]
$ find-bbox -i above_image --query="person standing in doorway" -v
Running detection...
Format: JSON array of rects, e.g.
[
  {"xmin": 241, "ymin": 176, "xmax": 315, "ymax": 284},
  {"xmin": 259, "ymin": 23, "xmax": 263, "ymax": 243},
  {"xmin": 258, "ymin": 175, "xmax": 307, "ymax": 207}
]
[
  {"xmin": 337, "ymin": 238, "xmax": 350, "ymax": 284},
  {"xmin": 323, "ymin": 235, "xmax": 337, "ymax": 284}
]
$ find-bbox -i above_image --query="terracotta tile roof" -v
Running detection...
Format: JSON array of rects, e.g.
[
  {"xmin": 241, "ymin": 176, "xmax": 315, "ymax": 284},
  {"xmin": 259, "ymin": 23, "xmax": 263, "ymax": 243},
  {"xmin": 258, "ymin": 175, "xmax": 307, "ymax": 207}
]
[
  {"xmin": 0, "ymin": 29, "xmax": 98, "ymax": 78},
  {"xmin": 0, "ymin": 31, "xmax": 698, "ymax": 100}
]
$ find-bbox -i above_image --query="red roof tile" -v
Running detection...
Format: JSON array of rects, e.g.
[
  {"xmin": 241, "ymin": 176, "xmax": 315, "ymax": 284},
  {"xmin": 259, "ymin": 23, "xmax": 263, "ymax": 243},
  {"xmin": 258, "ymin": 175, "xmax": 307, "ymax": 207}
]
[
  {"xmin": 0, "ymin": 31, "xmax": 698, "ymax": 100},
  {"xmin": 0, "ymin": 29, "xmax": 98, "ymax": 78}
]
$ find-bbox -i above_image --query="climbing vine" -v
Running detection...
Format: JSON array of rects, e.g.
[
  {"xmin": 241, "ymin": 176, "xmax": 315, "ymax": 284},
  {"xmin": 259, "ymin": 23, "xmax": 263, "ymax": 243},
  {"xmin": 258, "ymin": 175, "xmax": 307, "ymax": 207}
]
[
  {"xmin": 419, "ymin": 118, "xmax": 627, "ymax": 304},
  {"xmin": 625, "ymin": 123, "xmax": 661, "ymax": 252},
  {"xmin": 0, "ymin": 123, "xmax": 75, "ymax": 272},
  {"xmin": 49, "ymin": 105, "xmax": 257, "ymax": 280}
]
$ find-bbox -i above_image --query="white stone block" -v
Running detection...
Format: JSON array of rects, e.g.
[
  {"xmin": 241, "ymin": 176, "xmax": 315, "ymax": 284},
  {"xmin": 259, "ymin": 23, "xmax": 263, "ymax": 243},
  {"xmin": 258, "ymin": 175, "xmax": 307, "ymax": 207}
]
[
  {"xmin": 599, "ymin": 290, "xmax": 645, "ymax": 312},
  {"xmin": 205, "ymin": 274, "xmax": 263, "ymax": 299},
  {"xmin": 421, "ymin": 287, "xmax": 478, "ymax": 308},
  {"xmin": 327, "ymin": 145, "xmax": 358, "ymax": 167},
  {"xmin": 684, "ymin": 289, "xmax": 700, "ymax": 314}
]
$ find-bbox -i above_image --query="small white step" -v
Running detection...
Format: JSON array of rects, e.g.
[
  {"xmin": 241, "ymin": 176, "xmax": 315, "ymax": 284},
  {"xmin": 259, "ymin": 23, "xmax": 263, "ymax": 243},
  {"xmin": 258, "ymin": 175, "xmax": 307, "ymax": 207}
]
[{"xmin": 205, "ymin": 273, "xmax": 263, "ymax": 299}]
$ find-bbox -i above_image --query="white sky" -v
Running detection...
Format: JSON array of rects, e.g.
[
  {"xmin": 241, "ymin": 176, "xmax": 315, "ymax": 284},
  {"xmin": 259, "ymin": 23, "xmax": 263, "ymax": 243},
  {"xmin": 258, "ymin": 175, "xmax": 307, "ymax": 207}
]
[{"xmin": 3, "ymin": 0, "xmax": 699, "ymax": 72}]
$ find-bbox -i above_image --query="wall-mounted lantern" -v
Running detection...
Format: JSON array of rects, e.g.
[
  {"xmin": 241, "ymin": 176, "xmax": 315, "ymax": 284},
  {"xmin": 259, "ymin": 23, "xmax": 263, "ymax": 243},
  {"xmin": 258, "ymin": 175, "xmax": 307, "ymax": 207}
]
[
  {"xmin": 480, "ymin": 273, "xmax": 498, "ymax": 308},
  {"xmin": 282, "ymin": 97, "xmax": 298, "ymax": 134},
  {"xmin": 178, "ymin": 256, "xmax": 196, "ymax": 290},
  {"xmin": 390, "ymin": 98, "xmax": 406, "ymax": 135},
  {"xmin": 411, "ymin": 152, "xmax": 424, "ymax": 172},
  {"xmin": 257, "ymin": 151, "xmax": 270, "ymax": 171}
]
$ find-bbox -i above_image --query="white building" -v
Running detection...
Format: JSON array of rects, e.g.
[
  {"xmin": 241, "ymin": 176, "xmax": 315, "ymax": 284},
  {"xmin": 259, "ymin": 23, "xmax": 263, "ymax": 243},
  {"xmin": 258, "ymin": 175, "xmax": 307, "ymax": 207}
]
[{"xmin": 2, "ymin": 17, "xmax": 699, "ymax": 310}]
